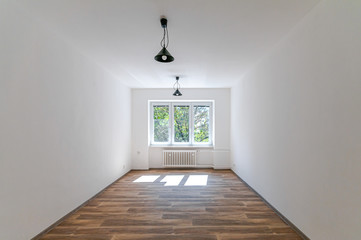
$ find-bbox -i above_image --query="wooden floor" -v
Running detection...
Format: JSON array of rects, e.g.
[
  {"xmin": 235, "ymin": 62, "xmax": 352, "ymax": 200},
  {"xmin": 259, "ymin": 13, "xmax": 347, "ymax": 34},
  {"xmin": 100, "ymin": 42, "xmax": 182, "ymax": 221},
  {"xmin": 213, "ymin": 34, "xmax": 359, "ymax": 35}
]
[{"xmin": 39, "ymin": 169, "xmax": 302, "ymax": 240}]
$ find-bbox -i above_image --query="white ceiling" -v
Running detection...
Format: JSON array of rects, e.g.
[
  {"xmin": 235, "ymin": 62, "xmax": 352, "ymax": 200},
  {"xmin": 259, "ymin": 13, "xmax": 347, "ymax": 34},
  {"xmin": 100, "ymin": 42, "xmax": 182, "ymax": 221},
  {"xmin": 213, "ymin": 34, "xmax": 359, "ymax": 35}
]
[{"xmin": 16, "ymin": 0, "xmax": 320, "ymax": 88}]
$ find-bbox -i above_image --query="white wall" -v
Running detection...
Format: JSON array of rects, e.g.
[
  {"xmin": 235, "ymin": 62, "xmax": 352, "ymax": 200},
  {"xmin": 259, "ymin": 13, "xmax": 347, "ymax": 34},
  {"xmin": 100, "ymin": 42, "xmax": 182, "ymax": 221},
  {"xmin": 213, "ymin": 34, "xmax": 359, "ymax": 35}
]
[
  {"xmin": 132, "ymin": 88, "xmax": 230, "ymax": 169},
  {"xmin": 231, "ymin": 0, "xmax": 361, "ymax": 239},
  {"xmin": 0, "ymin": 2, "xmax": 132, "ymax": 240}
]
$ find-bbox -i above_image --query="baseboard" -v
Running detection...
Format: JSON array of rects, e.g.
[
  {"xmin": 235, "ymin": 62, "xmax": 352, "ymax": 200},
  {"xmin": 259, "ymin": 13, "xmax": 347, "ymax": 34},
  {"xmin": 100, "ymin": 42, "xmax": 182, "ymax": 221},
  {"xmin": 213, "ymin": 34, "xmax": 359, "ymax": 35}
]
[
  {"xmin": 231, "ymin": 170, "xmax": 310, "ymax": 240},
  {"xmin": 212, "ymin": 165, "xmax": 231, "ymax": 169},
  {"xmin": 31, "ymin": 170, "xmax": 131, "ymax": 240}
]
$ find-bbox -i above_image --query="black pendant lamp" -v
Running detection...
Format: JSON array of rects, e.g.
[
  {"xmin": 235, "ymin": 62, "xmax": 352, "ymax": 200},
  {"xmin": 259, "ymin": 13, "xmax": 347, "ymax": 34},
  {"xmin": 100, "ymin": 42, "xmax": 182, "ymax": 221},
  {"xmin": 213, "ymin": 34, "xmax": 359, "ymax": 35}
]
[
  {"xmin": 173, "ymin": 76, "xmax": 182, "ymax": 96},
  {"xmin": 155, "ymin": 18, "xmax": 174, "ymax": 63}
]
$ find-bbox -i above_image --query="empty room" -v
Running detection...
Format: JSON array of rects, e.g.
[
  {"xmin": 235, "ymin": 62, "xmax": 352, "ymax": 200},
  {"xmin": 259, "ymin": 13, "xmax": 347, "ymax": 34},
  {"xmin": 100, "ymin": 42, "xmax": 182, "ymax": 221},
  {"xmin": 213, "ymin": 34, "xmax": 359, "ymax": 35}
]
[{"xmin": 1, "ymin": 0, "xmax": 360, "ymax": 239}]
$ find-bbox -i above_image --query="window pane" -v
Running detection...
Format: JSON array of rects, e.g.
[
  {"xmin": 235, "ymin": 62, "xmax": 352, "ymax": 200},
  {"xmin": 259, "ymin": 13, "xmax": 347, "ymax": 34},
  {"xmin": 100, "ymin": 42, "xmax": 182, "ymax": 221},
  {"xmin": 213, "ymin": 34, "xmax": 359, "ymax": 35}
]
[
  {"xmin": 174, "ymin": 105, "xmax": 189, "ymax": 142},
  {"xmin": 194, "ymin": 105, "xmax": 210, "ymax": 143},
  {"xmin": 153, "ymin": 105, "xmax": 169, "ymax": 142}
]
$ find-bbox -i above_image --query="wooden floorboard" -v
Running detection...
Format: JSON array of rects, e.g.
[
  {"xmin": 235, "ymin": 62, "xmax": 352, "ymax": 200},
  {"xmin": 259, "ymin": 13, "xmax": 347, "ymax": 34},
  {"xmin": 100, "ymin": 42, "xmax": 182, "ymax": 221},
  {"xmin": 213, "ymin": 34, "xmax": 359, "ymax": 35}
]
[{"xmin": 38, "ymin": 169, "xmax": 302, "ymax": 240}]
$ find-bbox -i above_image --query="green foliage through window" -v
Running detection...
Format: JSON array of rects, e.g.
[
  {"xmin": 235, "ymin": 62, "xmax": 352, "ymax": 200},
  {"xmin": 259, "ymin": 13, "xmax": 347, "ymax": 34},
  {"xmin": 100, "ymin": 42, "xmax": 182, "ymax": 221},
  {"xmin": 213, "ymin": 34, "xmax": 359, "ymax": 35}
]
[
  {"xmin": 153, "ymin": 106, "xmax": 169, "ymax": 142},
  {"xmin": 194, "ymin": 106, "xmax": 210, "ymax": 143},
  {"xmin": 174, "ymin": 106, "xmax": 189, "ymax": 142}
]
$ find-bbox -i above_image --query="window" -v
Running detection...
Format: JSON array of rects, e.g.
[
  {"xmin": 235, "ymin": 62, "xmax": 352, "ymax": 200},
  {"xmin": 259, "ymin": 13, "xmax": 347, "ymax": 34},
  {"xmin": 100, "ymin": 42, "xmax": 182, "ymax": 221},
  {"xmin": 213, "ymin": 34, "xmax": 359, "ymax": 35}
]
[
  {"xmin": 153, "ymin": 105, "xmax": 170, "ymax": 143},
  {"xmin": 150, "ymin": 101, "xmax": 213, "ymax": 146}
]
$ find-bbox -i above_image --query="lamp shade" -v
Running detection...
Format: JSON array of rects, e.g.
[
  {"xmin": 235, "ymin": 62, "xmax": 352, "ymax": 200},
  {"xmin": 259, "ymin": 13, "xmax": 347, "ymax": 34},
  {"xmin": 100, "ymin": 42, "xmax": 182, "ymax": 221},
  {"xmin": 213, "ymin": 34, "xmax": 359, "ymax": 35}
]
[
  {"xmin": 173, "ymin": 89, "xmax": 182, "ymax": 96},
  {"xmin": 154, "ymin": 47, "xmax": 174, "ymax": 63}
]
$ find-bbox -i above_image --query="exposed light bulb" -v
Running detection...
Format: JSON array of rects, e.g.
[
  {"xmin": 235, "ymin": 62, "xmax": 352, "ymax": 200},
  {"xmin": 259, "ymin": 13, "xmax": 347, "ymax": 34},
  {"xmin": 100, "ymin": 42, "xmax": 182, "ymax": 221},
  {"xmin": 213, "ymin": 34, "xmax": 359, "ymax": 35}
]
[{"xmin": 162, "ymin": 55, "xmax": 167, "ymax": 60}]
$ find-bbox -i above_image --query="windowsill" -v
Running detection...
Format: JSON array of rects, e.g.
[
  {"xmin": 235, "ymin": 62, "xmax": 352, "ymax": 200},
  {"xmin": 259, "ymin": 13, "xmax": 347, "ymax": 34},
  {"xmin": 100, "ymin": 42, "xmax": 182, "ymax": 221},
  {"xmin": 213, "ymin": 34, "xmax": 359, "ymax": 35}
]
[{"xmin": 149, "ymin": 144, "xmax": 214, "ymax": 149}]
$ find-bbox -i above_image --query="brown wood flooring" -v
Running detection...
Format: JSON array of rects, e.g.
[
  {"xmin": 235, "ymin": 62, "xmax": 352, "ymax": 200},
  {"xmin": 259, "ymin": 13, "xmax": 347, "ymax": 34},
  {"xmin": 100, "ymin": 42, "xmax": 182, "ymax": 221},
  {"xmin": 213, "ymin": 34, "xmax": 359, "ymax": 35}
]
[{"xmin": 39, "ymin": 169, "xmax": 302, "ymax": 240}]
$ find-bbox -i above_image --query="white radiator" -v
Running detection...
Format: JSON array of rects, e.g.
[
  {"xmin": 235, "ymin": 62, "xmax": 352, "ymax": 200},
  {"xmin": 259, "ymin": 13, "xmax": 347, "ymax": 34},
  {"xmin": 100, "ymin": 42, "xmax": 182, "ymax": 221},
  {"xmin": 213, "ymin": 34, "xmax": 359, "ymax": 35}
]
[{"xmin": 163, "ymin": 150, "xmax": 197, "ymax": 167}]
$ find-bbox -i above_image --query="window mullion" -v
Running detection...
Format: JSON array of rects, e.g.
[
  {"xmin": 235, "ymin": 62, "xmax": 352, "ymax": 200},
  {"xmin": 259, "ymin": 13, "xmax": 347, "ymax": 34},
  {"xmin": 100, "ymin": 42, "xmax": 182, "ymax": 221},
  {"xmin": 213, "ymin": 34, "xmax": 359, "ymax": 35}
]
[
  {"xmin": 170, "ymin": 103, "xmax": 173, "ymax": 145},
  {"xmin": 190, "ymin": 103, "xmax": 194, "ymax": 145},
  {"xmin": 150, "ymin": 102, "xmax": 154, "ymax": 144},
  {"xmin": 210, "ymin": 103, "xmax": 213, "ymax": 145}
]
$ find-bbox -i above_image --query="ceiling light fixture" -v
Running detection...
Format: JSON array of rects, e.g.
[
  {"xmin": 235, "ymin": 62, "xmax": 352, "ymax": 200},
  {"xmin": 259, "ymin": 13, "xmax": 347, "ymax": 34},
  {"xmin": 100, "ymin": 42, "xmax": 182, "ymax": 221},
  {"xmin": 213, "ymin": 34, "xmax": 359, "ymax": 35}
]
[
  {"xmin": 154, "ymin": 18, "xmax": 174, "ymax": 63},
  {"xmin": 173, "ymin": 76, "xmax": 182, "ymax": 96}
]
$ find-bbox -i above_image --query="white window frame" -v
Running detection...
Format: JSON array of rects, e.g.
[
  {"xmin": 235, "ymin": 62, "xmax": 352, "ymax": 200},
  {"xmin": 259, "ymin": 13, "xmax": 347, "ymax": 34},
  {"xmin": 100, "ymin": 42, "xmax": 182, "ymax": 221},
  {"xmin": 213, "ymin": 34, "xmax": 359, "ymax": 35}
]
[
  {"xmin": 150, "ymin": 103, "xmax": 171, "ymax": 145},
  {"xmin": 150, "ymin": 101, "xmax": 214, "ymax": 146}
]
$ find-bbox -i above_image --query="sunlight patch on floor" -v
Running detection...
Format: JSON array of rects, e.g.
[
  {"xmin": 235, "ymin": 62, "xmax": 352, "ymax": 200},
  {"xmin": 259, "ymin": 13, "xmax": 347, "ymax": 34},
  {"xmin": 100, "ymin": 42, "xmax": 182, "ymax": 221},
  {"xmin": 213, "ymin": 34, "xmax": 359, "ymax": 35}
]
[
  {"xmin": 184, "ymin": 175, "xmax": 208, "ymax": 186},
  {"xmin": 133, "ymin": 175, "xmax": 160, "ymax": 183},
  {"xmin": 160, "ymin": 175, "xmax": 185, "ymax": 186},
  {"xmin": 133, "ymin": 174, "xmax": 209, "ymax": 186}
]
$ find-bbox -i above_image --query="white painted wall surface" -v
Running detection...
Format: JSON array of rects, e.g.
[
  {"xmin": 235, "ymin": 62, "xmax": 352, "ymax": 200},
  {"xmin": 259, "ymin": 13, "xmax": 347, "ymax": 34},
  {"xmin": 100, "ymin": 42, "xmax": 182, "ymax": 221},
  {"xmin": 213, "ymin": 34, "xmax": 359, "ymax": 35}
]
[
  {"xmin": 231, "ymin": 0, "xmax": 361, "ymax": 239},
  {"xmin": 131, "ymin": 88, "xmax": 230, "ymax": 169},
  {"xmin": 0, "ymin": 2, "xmax": 132, "ymax": 239}
]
